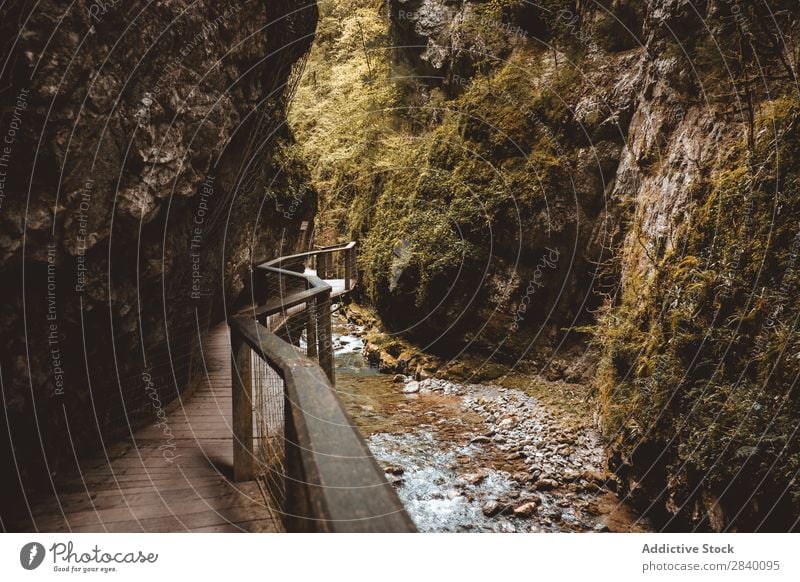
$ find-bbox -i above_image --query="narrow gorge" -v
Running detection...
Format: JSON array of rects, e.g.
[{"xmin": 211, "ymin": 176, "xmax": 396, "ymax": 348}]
[
  {"xmin": 1, "ymin": 0, "xmax": 798, "ymax": 534},
  {"xmin": 289, "ymin": 0, "xmax": 800, "ymax": 532}
]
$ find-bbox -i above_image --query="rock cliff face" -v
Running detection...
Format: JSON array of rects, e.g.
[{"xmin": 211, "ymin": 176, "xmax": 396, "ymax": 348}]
[
  {"xmin": 292, "ymin": 0, "xmax": 800, "ymax": 530},
  {"xmin": 0, "ymin": 0, "xmax": 318, "ymax": 518},
  {"xmin": 594, "ymin": 0, "xmax": 800, "ymax": 531},
  {"xmin": 294, "ymin": 0, "xmax": 629, "ymax": 360}
]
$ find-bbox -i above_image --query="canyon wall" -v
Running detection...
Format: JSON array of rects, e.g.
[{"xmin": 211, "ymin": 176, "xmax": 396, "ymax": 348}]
[
  {"xmin": 0, "ymin": 0, "xmax": 318, "ymax": 521},
  {"xmin": 594, "ymin": 0, "xmax": 800, "ymax": 531},
  {"xmin": 292, "ymin": 0, "xmax": 800, "ymax": 530}
]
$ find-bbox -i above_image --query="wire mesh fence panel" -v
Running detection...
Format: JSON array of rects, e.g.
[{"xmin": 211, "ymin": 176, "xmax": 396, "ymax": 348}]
[
  {"xmin": 275, "ymin": 311, "xmax": 310, "ymax": 357},
  {"xmin": 251, "ymin": 351, "xmax": 286, "ymax": 509},
  {"xmin": 314, "ymin": 251, "xmax": 345, "ymax": 280}
]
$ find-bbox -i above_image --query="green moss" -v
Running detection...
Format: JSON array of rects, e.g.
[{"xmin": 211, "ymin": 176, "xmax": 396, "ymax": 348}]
[
  {"xmin": 597, "ymin": 92, "xmax": 800, "ymax": 528},
  {"xmin": 290, "ymin": 0, "xmax": 589, "ymax": 348}
]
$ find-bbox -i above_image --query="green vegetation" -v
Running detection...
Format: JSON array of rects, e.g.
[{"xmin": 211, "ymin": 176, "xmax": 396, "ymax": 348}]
[
  {"xmin": 289, "ymin": 0, "xmax": 399, "ymax": 242},
  {"xmin": 290, "ymin": 0, "xmax": 596, "ymax": 350},
  {"xmin": 291, "ymin": 0, "xmax": 800, "ymax": 530},
  {"xmin": 597, "ymin": 94, "xmax": 800, "ymax": 528}
]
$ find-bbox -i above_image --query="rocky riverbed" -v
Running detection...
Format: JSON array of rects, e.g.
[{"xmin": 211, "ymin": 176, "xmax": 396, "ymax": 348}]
[{"xmin": 332, "ymin": 311, "xmax": 651, "ymax": 533}]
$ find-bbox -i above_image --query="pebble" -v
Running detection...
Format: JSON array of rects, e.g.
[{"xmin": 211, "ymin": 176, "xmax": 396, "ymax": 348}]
[
  {"xmin": 536, "ymin": 478, "xmax": 560, "ymax": 491},
  {"xmin": 463, "ymin": 472, "xmax": 486, "ymax": 485},
  {"xmin": 403, "ymin": 381, "xmax": 420, "ymax": 394},
  {"xmin": 513, "ymin": 502, "xmax": 538, "ymax": 518},
  {"xmin": 582, "ymin": 469, "xmax": 608, "ymax": 484},
  {"xmin": 482, "ymin": 501, "xmax": 504, "ymax": 517},
  {"xmin": 512, "ymin": 471, "xmax": 532, "ymax": 484}
]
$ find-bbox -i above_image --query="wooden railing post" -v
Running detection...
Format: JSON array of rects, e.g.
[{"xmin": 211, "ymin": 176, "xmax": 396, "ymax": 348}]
[
  {"xmin": 315, "ymin": 289, "xmax": 334, "ymax": 385},
  {"xmin": 306, "ymin": 300, "xmax": 318, "ymax": 359},
  {"xmin": 344, "ymin": 245, "xmax": 353, "ymax": 291},
  {"xmin": 315, "ymin": 252, "xmax": 325, "ymax": 279},
  {"xmin": 231, "ymin": 329, "xmax": 254, "ymax": 481}
]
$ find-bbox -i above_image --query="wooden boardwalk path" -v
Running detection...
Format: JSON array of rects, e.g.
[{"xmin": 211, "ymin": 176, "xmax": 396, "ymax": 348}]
[
  {"xmin": 19, "ymin": 323, "xmax": 282, "ymax": 533},
  {"xmin": 11, "ymin": 242, "xmax": 395, "ymax": 533}
]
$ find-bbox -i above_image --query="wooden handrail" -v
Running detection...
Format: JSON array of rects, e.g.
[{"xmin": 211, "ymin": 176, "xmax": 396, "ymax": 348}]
[
  {"xmin": 228, "ymin": 241, "xmax": 415, "ymax": 531},
  {"xmin": 229, "ymin": 315, "xmax": 414, "ymax": 532},
  {"xmin": 262, "ymin": 240, "xmax": 356, "ymax": 268}
]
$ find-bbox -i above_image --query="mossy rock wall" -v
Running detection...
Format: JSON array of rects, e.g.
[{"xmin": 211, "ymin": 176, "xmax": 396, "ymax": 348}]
[
  {"xmin": 291, "ymin": 0, "xmax": 800, "ymax": 530},
  {"xmin": 596, "ymin": 2, "xmax": 800, "ymax": 530},
  {"xmin": 291, "ymin": 0, "xmax": 635, "ymax": 357}
]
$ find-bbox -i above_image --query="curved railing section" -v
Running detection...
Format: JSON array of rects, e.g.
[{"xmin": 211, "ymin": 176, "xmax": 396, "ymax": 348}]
[{"xmin": 228, "ymin": 242, "xmax": 416, "ymax": 532}]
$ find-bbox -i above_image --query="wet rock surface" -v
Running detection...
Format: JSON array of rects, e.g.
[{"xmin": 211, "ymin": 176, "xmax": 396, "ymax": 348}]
[
  {"xmin": 333, "ymin": 313, "xmax": 650, "ymax": 533},
  {"xmin": 0, "ymin": 0, "xmax": 319, "ymax": 517}
]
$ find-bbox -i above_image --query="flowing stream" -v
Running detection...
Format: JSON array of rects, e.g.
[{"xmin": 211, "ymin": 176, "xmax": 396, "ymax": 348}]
[{"xmin": 332, "ymin": 313, "xmax": 650, "ymax": 533}]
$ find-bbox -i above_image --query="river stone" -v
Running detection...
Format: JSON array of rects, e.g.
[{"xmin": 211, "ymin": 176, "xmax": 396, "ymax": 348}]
[
  {"xmin": 392, "ymin": 374, "xmax": 406, "ymax": 383},
  {"xmin": 523, "ymin": 494, "xmax": 543, "ymax": 505},
  {"xmin": 482, "ymin": 501, "xmax": 504, "ymax": 517},
  {"xmin": 536, "ymin": 478, "xmax": 559, "ymax": 491},
  {"xmin": 403, "ymin": 381, "xmax": 420, "ymax": 393},
  {"xmin": 463, "ymin": 472, "xmax": 486, "ymax": 485},
  {"xmin": 482, "ymin": 501, "xmax": 500, "ymax": 517},
  {"xmin": 582, "ymin": 469, "xmax": 608, "ymax": 484},
  {"xmin": 469, "ymin": 436, "xmax": 491, "ymax": 444},
  {"xmin": 512, "ymin": 471, "xmax": 532, "ymax": 484},
  {"xmin": 513, "ymin": 502, "xmax": 538, "ymax": 518}
]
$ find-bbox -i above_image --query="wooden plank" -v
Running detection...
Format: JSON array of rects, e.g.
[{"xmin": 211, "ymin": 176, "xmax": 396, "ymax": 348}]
[
  {"xmin": 190, "ymin": 518, "xmax": 279, "ymax": 533},
  {"xmin": 231, "ymin": 328, "xmax": 254, "ymax": 482},
  {"xmin": 31, "ymin": 482, "xmax": 263, "ymax": 517},
  {"xmin": 35, "ymin": 489, "xmax": 270, "ymax": 528},
  {"xmin": 315, "ymin": 291, "xmax": 335, "ymax": 384},
  {"xmin": 13, "ymin": 323, "xmax": 279, "ymax": 534}
]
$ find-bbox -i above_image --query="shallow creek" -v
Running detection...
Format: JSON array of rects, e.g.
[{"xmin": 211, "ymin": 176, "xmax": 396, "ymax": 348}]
[{"xmin": 332, "ymin": 314, "xmax": 650, "ymax": 533}]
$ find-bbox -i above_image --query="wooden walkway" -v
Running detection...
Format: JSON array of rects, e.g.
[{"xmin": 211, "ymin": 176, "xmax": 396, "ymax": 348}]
[
  {"xmin": 20, "ymin": 323, "xmax": 282, "ymax": 533},
  {"xmin": 6, "ymin": 241, "xmax": 407, "ymax": 533}
]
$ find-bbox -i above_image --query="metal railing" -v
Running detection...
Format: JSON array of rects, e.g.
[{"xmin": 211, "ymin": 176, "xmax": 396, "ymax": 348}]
[{"xmin": 229, "ymin": 242, "xmax": 415, "ymax": 532}]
